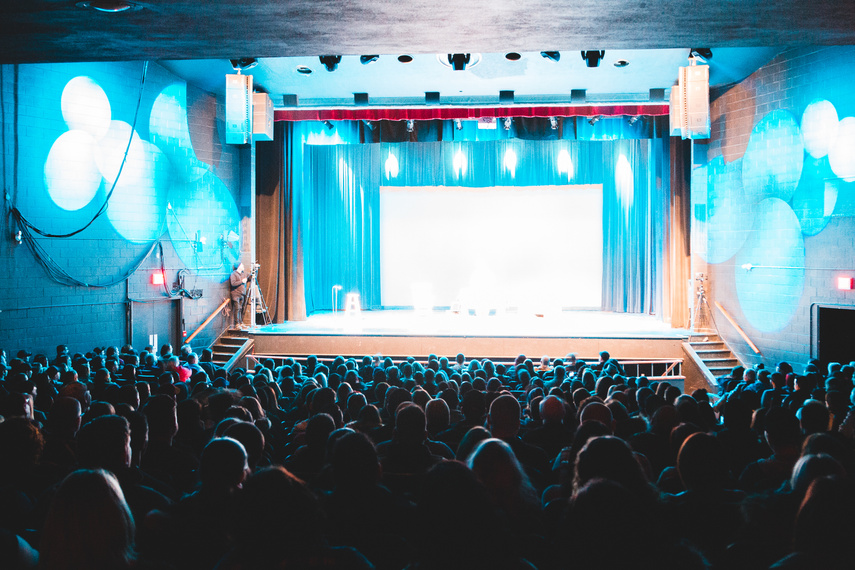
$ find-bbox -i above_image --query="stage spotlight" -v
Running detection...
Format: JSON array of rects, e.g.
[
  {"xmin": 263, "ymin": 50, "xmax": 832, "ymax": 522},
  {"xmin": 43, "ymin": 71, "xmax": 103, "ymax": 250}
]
[
  {"xmin": 455, "ymin": 119, "xmax": 463, "ymax": 130},
  {"xmin": 540, "ymin": 51, "xmax": 560, "ymax": 61},
  {"xmin": 549, "ymin": 117, "xmax": 558, "ymax": 130},
  {"xmin": 448, "ymin": 53, "xmax": 471, "ymax": 71},
  {"xmin": 229, "ymin": 58, "xmax": 258, "ymax": 72},
  {"xmin": 319, "ymin": 55, "xmax": 342, "ymax": 72},
  {"xmin": 406, "ymin": 119, "xmax": 415, "ymax": 133},
  {"xmin": 503, "ymin": 117, "xmax": 512, "ymax": 130},
  {"xmin": 690, "ymin": 48, "xmax": 713, "ymax": 63},
  {"xmin": 581, "ymin": 50, "xmax": 605, "ymax": 67},
  {"xmin": 627, "ymin": 116, "xmax": 640, "ymax": 126},
  {"xmin": 588, "ymin": 115, "xmax": 602, "ymax": 126},
  {"xmin": 360, "ymin": 55, "xmax": 379, "ymax": 64},
  {"xmin": 323, "ymin": 120, "xmax": 334, "ymax": 130}
]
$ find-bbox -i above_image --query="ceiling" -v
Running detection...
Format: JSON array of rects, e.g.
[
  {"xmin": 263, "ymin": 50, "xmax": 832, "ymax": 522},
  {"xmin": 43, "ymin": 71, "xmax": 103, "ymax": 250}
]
[{"xmin": 4, "ymin": 1, "xmax": 855, "ymax": 110}]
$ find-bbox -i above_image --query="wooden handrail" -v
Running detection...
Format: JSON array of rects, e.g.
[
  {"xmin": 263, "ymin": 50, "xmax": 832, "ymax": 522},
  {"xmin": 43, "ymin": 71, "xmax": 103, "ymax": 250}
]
[
  {"xmin": 186, "ymin": 298, "xmax": 230, "ymax": 344},
  {"xmin": 714, "ymin": 301, "xmax": 761, "ymax": 355}
]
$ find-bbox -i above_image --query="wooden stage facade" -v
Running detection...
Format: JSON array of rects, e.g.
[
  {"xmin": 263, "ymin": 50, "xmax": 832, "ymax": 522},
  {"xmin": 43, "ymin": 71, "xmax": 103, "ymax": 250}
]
[{"xmin": 236, "ymin": 310, "xmax": 706, "ymax": 392}]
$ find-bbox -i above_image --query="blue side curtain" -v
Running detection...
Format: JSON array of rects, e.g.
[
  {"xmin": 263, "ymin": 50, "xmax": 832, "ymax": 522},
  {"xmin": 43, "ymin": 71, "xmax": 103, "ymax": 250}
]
[
  {"xmin": 601, "ymin": 139, "xmax": 669, "ymax": 314},
  {"xmin": 302, "ymin": 143, "xmax": 381, "ymax": 314},
  {"xmin": 292, "ymin": 118, "xmax": 670, "ymax": 315}
]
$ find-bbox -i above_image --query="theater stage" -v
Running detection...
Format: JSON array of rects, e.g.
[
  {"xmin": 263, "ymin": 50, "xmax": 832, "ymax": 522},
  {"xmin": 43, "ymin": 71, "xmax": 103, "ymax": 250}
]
[{"xmin": 245, "ymin": 309, "xmax": 691, "ymax": 364}]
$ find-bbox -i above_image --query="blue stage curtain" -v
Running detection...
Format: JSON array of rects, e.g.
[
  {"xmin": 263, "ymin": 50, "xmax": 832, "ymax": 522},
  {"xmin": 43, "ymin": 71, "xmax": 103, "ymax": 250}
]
[
  {"xmin": 290, "ymin": 118, "xmax": 669, "ymax": 315},
  {"xmin": 302, "ymin": 142, "xmax": 382, "ymax": 314},
  {"xmin": 601, "ymin": 138, "xmax": 669, "ymax": 314}
]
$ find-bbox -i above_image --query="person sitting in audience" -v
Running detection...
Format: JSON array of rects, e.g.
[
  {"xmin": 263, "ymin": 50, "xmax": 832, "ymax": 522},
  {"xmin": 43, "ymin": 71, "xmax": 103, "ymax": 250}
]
[{"xmin": 39, "ymin": 469, "xmax": 136, "ymax": 570}]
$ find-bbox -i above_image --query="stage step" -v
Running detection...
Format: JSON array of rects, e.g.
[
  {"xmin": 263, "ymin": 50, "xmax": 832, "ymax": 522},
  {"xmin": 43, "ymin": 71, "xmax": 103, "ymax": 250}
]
[
  {"xmin": 210, "ymin": 329, "xmax": 254, "ymax": 373},
  {"xmin": 688, "ymin": 333, "xmax": 741, "ymax": 382}
]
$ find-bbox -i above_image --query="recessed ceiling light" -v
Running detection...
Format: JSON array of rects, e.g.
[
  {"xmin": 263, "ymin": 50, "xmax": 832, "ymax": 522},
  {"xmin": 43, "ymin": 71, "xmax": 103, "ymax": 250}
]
[
  {"xmin": 76, "ymin": 1, "xmax": 142, "ymax": 12},
  {"xmin": 296, "ymin": 66, "xmax": 313, "ymax": 75},
  {"xmin": 614, "ymin": 59, "xmax": 630, "ymax": 68},
  {"xmin": 398, "ymin": 55, "xmax": 414, "ymax": 63},
  {"xmin": 505, "ymin": 52, "xmax": 522, "ymax": 61}
]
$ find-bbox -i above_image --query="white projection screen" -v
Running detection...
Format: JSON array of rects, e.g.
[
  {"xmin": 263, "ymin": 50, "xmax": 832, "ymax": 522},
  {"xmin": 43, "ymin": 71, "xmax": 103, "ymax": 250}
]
[{"xmin": 380, "ymin": 185, "xmax": 603, "ymax": 313}]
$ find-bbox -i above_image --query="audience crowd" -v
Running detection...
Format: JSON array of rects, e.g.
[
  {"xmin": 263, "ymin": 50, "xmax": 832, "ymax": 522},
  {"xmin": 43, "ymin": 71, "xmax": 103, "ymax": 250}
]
[{"xmin": 1, "ymin": 342, "xmax": 855, "ymax": 569}]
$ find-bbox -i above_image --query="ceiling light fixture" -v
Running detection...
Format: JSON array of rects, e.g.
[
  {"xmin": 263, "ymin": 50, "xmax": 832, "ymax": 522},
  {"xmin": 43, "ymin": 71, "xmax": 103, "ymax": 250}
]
[
  {"xmin": 76, "ymin": 1, "xmax": 142, "ymax": 12},
  {"xmin": 690, "ymin": 48, "xmax": 713, "ymax": 63},
  {"xmin": 319, "ymin": 55, "xmax": 342, "ymax": 72},
  {"xmin": 360, "ymin": 55, "xmax": 380, "ymax": 64},
  {"xmin": 447, "ymin": 53, "xmax": 471, "ymax": 71},
  {"xmin": 296, "ymin": 66, "xmax": 312, "ymax": 75},
  {"xmin": 398, "ymin": 55, "xmax": 414, "ymax": 63},
  {"xmin": 505, "ymin": 52, "xmax": 522, "ymax": 61},
  {"xmin": 540, "ymin": 51, "xmax": 561, "ymax": 62},
  {"xmin": 229, "ymin": 58, "xmax": 258, "ymax": 72},
  {"xmin": 613, "ymin": 59, "xmax": 629, "ymax": 68},
  {"xmin": 581, "ymin": 50, "xmax": 605, "ymax": 68}
]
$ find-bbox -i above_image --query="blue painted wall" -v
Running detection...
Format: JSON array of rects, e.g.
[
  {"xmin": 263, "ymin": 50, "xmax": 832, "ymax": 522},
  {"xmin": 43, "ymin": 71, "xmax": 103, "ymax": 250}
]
[
  {"xmin": 0, "ymin": 61, "xmax": 246, "ymax": 355},
  {"xmin": 694, "ymin": 46, "xmax": 855, "ymax": 370}
]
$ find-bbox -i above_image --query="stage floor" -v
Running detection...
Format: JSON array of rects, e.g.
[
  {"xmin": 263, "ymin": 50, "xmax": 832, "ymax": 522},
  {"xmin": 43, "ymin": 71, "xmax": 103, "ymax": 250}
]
[{"xmin": 250, "ymin": 309, "xmax": 689, "ymax": 339}]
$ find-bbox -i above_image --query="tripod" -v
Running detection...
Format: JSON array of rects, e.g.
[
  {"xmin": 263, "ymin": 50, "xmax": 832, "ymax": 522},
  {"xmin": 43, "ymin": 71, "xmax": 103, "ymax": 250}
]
[
  {"xmin": 248, "ymin": 263, "xmax": 271, "ymax": 326},
  {"xmin": 690, "ymin": 272, "xmax": 716, "ymax": 333}
]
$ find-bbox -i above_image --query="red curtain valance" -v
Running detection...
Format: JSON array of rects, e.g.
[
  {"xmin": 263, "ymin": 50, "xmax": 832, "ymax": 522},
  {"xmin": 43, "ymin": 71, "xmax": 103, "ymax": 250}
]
[{"xmin": 273, "ymin": 104, "xmax": 669, "ymax": 122}]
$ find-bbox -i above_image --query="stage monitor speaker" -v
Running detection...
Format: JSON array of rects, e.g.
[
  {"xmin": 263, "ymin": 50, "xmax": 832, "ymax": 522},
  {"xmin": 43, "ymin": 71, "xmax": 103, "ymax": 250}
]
[
  {"xmin": 252, "ymin": 92, "xmax": 274, "ymax": 142},
  {"xmin": 225, "ymin": 73, "xmax": 253, "ymax": 144}
]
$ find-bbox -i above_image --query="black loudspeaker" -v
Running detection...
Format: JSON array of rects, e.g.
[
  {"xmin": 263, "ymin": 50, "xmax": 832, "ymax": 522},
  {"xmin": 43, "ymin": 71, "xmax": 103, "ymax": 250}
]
[
  {"xmin": 499, "ymin": 90, "xmax": 514, "ymax": 104},
  {"xmin": 354, "ymin": 93, "xmax": 369, "ymax": 106}
]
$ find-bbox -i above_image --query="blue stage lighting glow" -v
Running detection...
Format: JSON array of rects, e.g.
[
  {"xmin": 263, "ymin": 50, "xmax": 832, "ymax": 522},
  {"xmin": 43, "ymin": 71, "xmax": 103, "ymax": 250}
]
[
  {"xmin": 106, "ymin": 140, "xmax": 170, "ymax": 242},
  {"xmin": 149, "ymin": 83, "xmax": 209, "ymax": 182},
  {"xmin": 615, "ymin": 153, "xmax": 633, "ymax": 209},
  {"xmin": 556, "ymin": 149, "xmax": 573, "ymax": 181},
  {"xmin": 44, "ymin": 130, "xmax": 102, "ymax": 211},
  {"xmin": 453, "ymin": 148, "xmax": 467, "ymax": 177},
  {"xmin": 94, "ymin": 120, "xmax": 144, "ymax": 183},
  {"xmin": 60, "ymin": 76, "xmax": 111, "ymax": 140},
  {"xmin": 384, "ymin": 151, "xmax": 399, "ymax": 179},
  {"xmin": 695, "ymin": 156, "xmax": 750, "ymax": 264},
  {"xmin": 828, "ymin": 116, "xmax": 855, "ymax": 182},
  {"xmin": 742, "ymin": 110, "xmax": 804, "ymax": 203},
  {"xmin": 791, "ymin": 154, "xmax": 838, "ymax": 236},
  {"xmin": 306, "ymin": 130, "xmax": 345, "ymax": 145},
  {"xmin": 503, "ymin": 148, "xmax": 518, "ymax": 178},
  {"xmin": 735, "ymin": 198, "xmax": 805, "ymax": 332},
  {"xmin": 801, "ymin": 99, "xmax": 839, "ymax": 159},
  {"xmin": 167, "ymin": 171, "xmax": 240, "ymax": 281}
]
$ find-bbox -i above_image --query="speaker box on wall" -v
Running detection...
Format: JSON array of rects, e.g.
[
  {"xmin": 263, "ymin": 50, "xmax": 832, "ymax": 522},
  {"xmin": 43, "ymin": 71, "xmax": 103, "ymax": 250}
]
[
  {"xmin": 225, "ymin": 74, "xmax": 253, "ymax": 144},
  {"xmin": 252, "ymin": 92, "xmax": 274, "ymax": 142}
]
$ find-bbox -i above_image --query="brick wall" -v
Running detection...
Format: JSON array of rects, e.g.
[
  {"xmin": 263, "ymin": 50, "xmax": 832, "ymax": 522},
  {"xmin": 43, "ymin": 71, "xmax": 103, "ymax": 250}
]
[
  {"xmin": 694, "ymin": 46, "xmax": 855, "ymax": 371},
  {"xmin": 0, "ymin": 61, "xmax": 247, "ymax": 357}
]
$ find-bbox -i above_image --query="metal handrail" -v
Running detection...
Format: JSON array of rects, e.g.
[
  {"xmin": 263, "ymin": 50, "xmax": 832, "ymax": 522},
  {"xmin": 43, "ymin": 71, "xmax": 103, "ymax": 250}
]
[{"xmin": 186, "ymin": 298, "xmax": 230, "ymax": 344}]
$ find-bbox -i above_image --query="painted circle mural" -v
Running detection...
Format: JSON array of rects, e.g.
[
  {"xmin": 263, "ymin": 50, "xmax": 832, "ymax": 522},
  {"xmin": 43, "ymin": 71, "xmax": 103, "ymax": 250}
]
[
  {"xmin": 44, "ymin": 130, "xmax": 102, "ymax": 211},
  {"xmin": 741, "ymin": 109, "xmax": 804, "ymax": 203},
  {"xmin": 734, "ymin": 198, "xmax": 805, "ymax": 333}
]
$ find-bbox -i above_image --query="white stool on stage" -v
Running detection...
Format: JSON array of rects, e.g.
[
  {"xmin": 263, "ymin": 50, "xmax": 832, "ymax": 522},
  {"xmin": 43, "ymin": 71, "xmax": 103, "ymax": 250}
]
[{"xmin": 344, "ymin": 292, "xmax": 361, "ymax": 317}]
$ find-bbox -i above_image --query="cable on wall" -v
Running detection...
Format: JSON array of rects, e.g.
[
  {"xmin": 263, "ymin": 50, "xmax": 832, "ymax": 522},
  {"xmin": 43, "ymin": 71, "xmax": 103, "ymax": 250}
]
[{"xmin": 10, "ymin": 61, "xmax": 149, "ymax": 238}]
